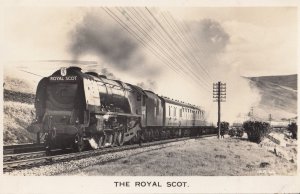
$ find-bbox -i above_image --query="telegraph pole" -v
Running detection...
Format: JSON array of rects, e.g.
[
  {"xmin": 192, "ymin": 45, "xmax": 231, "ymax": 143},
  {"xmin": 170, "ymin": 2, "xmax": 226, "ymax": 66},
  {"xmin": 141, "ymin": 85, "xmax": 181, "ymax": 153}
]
[{"xmin": 213, "ymin": 82, "xmax": 226, "ymax": 139}]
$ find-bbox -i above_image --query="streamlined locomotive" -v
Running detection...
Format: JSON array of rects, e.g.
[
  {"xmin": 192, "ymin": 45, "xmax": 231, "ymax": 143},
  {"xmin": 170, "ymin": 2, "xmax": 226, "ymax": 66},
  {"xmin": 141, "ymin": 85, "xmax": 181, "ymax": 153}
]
[{"xmin": 33, "ymin": 66, "xmax": 215, "ymax": 152}]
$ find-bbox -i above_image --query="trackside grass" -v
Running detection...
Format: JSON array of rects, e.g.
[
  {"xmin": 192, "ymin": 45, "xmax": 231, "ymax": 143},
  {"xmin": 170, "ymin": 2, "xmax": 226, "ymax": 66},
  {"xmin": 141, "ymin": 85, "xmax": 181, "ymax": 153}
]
[
  {"xmin": 65, "ymin": 136, "xmax": 296, "ymax": 176},
  {"xmin": 3, "ymin": 101, "xmax": 36, "ymax": 145}
]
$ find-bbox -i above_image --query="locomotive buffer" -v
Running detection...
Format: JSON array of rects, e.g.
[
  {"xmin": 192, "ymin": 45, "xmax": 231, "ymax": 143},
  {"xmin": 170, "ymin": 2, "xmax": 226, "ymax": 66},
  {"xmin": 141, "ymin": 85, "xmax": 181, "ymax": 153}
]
[{"xmin": 213, "ymin": 82, "xmax": 226, "ymax": 139}]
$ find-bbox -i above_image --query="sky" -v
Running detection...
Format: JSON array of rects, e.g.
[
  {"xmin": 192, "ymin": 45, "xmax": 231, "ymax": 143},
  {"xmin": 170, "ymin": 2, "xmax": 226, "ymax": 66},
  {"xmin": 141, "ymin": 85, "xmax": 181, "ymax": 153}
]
[{"xmin": 1, "ymin": 6, "xmax": 298, "ymax": 123}]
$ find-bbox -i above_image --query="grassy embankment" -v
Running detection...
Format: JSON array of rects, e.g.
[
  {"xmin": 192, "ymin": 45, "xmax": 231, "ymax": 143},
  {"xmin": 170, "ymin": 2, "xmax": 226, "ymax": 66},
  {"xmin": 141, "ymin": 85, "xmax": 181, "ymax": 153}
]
[
  {"xmin": 3, "ymin": 90, "xmax": 36, "ymax": 145},
  {"xmin": 65, "ymin": 136, "xmax": 297, "ymax": 176}
]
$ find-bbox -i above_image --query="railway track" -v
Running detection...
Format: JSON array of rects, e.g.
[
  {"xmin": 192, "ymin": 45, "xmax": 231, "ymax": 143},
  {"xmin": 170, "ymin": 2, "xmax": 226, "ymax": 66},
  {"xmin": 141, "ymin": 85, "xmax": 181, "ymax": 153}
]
[
  {"xmin": 3, "ymin": 134, "xmax": 216, "ymax": 172},
  {"xmin": 4, "ymin": 143, "xmax": 45, "ymax": 155},
  {"xmin": 4, "ymin": 151, "xmax": 46, "ymax": 162}
]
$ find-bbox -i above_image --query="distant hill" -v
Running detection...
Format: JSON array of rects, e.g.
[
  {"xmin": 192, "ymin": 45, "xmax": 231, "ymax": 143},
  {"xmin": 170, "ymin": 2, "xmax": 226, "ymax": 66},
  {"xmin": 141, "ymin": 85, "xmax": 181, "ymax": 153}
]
[
  {"xmin": 249, "ymin": 74, "xmax": 297, "ymax": 90},
  {"xmin": 4, "ymin": 76, "xmax": 35, "ymax": 94},
  {"xmin": 247, "ymin": 74, "xmax": 297, "ymax": 121}
]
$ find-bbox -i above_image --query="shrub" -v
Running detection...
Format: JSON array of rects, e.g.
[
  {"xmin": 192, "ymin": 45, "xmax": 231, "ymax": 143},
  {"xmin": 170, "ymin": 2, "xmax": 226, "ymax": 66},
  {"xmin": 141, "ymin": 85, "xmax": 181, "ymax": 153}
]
[
  {"xmin": 288, "ymin": 122, "xmax": 297, "ymax": 139},
  {"xmin": 228, "ymin": 127, "xmax": 244, "ymax": 138},
  {"xmin": 236, "ymin": 128, "xmax": 244, "ymax": 137},
  {"xmin": 218, "ymin": 121, "xmax": 229, "ymax": 137},
  {"xmin": 228, "ymin": 128, "xmax": 236, "ymax": 137},
  {"xmin": 220, "ymin": 122, "xmax": 229, "ymax": 132},
  {"xmin": 243, "ymin": 121, "xmax": 270, "ymax": 143}
]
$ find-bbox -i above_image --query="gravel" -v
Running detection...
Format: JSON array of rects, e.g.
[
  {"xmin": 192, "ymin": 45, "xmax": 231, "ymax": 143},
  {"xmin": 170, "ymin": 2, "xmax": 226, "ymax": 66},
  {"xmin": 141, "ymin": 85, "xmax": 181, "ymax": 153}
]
[{"xmin": 4, "ymin": 139, "xmax": 193, "ymax": 176}]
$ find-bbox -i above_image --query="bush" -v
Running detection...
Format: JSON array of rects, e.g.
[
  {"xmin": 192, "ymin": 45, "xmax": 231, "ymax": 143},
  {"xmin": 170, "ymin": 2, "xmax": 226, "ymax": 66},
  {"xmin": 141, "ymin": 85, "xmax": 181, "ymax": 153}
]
[
  {"xmin": 228, "ymin": 127, "xmax": 244, "ymax": 138},
  {"xmin": 236, "ymin": 128, "xmax": 244, "ymax": 137},
  {"xmin": 218, "ymin": 121, "xmax": 229, "ymax": 137},
  {"xmin": 220, "ymin": 122, "xmax": 229, "ymax": 132},
  {"xmin": 228, "ymin": 128, "xmax": 236, "ymax": 137},
  {"xmin": 243, "ymin": 121, "xmax": 270, "ymax": 143},
  {"xmin": 288, "ymin": 122, "xmax": 297, "ymax": 139}
]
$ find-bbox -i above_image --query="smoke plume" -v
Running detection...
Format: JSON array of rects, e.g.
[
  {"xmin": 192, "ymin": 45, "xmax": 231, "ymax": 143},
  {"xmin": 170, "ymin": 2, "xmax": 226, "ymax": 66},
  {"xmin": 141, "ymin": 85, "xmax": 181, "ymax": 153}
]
[
  {"xmin": 193, "ymin": 19, "xmax": 229, "ymax": 54},
  {"xmin": 100, "ymin": 68, "xmax": 117, "ymax": 79},
  {"xmin": 187, "ymin": 18, "xmax": 261, "ymax": 123},
  {"xmin": 137, "ymin": 79, "xmax": 157, "ymax": 91},
  {"xmin": 68, "ymin": 12, "xmax": 144, "ymax": 71}
]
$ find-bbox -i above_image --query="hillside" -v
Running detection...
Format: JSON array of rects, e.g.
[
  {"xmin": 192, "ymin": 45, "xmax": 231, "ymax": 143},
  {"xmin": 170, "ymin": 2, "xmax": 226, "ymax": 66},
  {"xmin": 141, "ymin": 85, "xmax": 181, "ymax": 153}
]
[
  {"xmin": 4, "ymin": 76, "xmax": 36, "ymax": 94},
  {"xmin": 3, "ymin": 76, "xmax": 37, "ymax": 145},
  {"xmin": 249, "ymin": 74, "xmax": 297, "ymax": 90},
  {"xmin": 247, "ymin": 74, "xmax": 297, "ymax": 120},
  {"xmin": 3, "ymin": 101, "xmax": 36, "ymax": 144}
]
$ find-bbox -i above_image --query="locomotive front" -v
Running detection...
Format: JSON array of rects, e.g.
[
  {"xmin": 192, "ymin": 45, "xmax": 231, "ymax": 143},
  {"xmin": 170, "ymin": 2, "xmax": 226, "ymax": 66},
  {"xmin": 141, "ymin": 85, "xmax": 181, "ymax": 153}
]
[
  {"xmin": 34, "ymin": 66, "xmax": 144, "ymax": 152},
  {"xmin": 34, "ymin": 67, "xmax": 88, "ymax": 150}
]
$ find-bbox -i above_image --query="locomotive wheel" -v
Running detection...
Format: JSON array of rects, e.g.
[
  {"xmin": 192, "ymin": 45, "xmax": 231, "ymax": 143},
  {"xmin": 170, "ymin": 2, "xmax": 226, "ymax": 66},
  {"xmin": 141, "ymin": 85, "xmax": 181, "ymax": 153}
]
[
  {"xmin": 154, "ymin": 129, "xmax": 159, "ymax": 140},
  {"xmin": 76, "ymin": 135, "xmax": 85, "ymax": 152},
  {"xmin": 149, "ymin": 129, "xmax": 154, "ymax": 142},
  {"xmin": 45, "ymin": 133, "xmax": 53, "ymax": 156},
  {"xmin": 116, "ymin": 131, "xmax": 124, "ymax": 146},
  {"xmin": 178, "ymin": 129, "xmax": 182, "ymax": 137},
  {"xmin": 165, "ymin": 129, "xmax": 170, "ymax": 139},
  {"xmin": 143, "ymin": 131, "xmax": 148, "ymax": 142},
  {"xmin": 105, "ymin": 134, "xmax": 113, "ymax": 147},
  {"xmin": 112, "ymin": 131, "xmax": 119, "ymax": 146},
  {"xmin": 98, "ymin": 135, "xmax": 105, "ymax": 149}
]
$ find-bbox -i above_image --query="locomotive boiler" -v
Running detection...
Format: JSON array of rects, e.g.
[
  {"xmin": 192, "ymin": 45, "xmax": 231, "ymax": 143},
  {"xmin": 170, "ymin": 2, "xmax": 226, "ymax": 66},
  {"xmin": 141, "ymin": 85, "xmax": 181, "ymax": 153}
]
[{"xmin": 33, "ymin": 66, "xmax": 215, "ymax": 152}]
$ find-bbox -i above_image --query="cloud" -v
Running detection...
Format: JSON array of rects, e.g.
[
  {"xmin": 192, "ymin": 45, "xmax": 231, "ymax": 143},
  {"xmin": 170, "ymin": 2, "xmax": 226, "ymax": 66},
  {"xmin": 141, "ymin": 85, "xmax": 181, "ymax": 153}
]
[
  {"xmin": 191, "ymin": 18, "xmax": 230, "ymax": 55},
  {"xmin": 176, "ymin": 18, "xmax": 262, "ymax": 123},
  {"xmin": 222, "ymin": 20, "xmax": 297, "ymax": 76}
]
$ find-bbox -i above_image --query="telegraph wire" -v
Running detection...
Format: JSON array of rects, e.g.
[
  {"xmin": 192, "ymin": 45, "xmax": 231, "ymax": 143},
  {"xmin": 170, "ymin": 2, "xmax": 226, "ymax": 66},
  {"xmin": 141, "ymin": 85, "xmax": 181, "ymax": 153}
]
[
  {"xmin": 158, "ymin": 11, "xmax": 212, "ymax": 88},
  {"xmin": 146, "ymin": 7, "xmax": 210, "ymax": 87},
  {"xmin": 103, "ymin": 7, "xmax": 199, "ymax": 90},
  {"xmin": 120, "ymin": 7, "xmax": 211, "ymax": 91},
  {"xmin": 145, "ymin": 7, "xmax": 211, "ymax": 89},
  {"xmin": 19, "ymin": 70, "xmax": 44, "ymax": 77},
  {"xmin": 163, "ymin": 12, "xmax": 213, "ymax": 81},
  {"xmin": 107, "ymin": 8, "xmax": 184, "ymax": 75},
  {"xmin": 104, "ymin": 7, "xmax": 211, "ymax": 93},
  {"xmin": 108, "ymin": 7, "xmax": 210, "ymax": 92}
]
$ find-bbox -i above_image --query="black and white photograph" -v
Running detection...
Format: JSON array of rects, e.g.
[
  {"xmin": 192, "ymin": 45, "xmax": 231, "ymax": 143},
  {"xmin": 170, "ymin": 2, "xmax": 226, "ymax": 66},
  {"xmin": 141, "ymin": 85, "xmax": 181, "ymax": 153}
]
[{"xmin": 1, "ymin": 1, "xmax": 299, "ymax": 193}]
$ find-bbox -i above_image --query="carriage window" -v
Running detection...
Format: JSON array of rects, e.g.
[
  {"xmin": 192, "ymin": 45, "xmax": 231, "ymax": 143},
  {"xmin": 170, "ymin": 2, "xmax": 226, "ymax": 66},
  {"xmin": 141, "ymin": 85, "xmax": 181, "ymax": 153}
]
[
  {"xmin": 169, "ymin": 106, "xmax": 171, "ymax": 116},
  {"xmin": 179, "ymin": 109, "xmax": 182, "ymax": 117},
  {"xmin": 174, "ymin": 107, "xmax": 176, "ymax": 117}
]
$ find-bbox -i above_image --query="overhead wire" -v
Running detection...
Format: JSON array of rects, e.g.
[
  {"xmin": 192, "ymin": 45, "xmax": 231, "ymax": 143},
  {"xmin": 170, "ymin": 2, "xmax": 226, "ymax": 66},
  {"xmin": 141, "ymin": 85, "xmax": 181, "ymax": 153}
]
[
  {"xmin": 158, "ymin": 11, "xmax": 212, "ymax": 88},
  {"xmin": 163, "ymin": 12, "xmax": 213, "ymax": 81},
  {"xmin": 145, "ymin": 7, "xmax": 212, "ymax": 90},
  {"xmin": 138, "ymin": 7, "xmax": 211, "ymax": 91},
  {"xmin": 103, "ymin": 7, "xmax": 212, "ymax": 93},
  {"xmin": 107, "ymin": 7, "xmax": 210, "ymax": 92},
  {"xmin": 122, "ymin": 7, "xmax": 211, "ymax": 92},
  {"xmin": 102, "ymin": 7, "xmax": 184, "ymax": 78},
  {"xmin": 19, "ymin": 70, "xmax": 44, "ymax": 77}
]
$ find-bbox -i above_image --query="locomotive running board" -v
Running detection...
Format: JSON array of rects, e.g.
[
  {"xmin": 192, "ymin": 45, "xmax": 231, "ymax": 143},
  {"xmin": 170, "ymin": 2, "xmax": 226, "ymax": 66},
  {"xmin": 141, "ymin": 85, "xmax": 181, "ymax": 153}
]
[{"xmin": 96, "ymin": 111, "xmax": 142, "ymax": 118}]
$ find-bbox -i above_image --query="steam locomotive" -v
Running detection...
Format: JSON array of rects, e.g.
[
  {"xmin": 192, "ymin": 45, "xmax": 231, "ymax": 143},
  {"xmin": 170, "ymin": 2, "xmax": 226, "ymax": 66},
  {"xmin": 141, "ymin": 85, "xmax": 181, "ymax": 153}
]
[{"xmin": 33, "ymin": 66, "xmax": 216, "ymax": 152}]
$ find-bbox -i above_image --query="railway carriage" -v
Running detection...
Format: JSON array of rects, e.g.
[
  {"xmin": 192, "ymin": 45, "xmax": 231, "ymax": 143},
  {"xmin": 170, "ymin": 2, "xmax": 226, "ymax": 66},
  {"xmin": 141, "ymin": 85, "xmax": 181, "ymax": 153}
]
[
  {"xmin": 161, "ymin": 97, "xmax": 209, "ymax": 137},
  {"xmin": 33, "ymin": 66, "xmax": 216, "ymax": 153}
]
